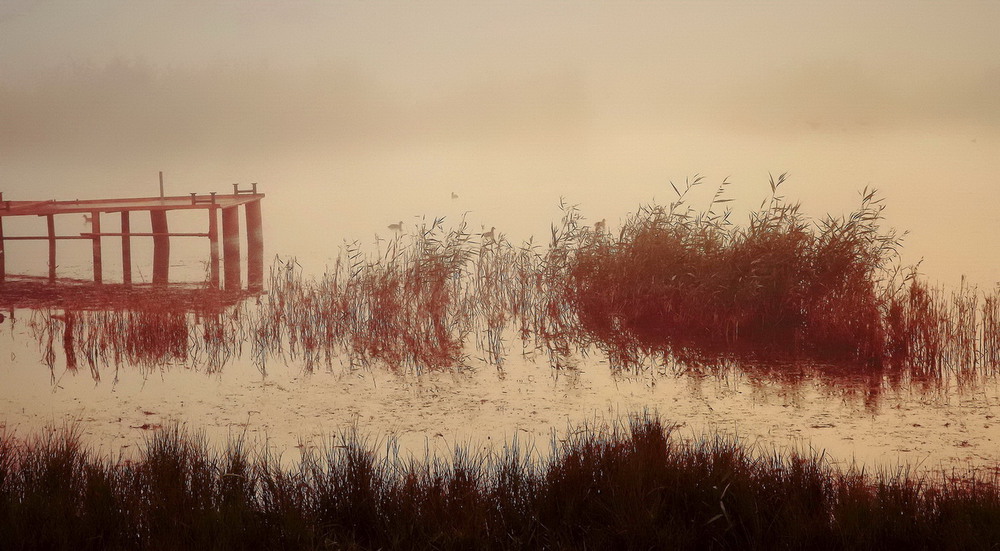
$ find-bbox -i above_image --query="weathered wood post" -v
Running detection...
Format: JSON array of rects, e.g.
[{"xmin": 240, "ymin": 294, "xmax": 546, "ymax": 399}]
[
  {"xmin": 222, "ymin": 206, "xmax": 241, "ymax": 290},
  {"xmin": 245, "ymin": 199, "xmax": 263, "ymax": 291},
  {"xmin": 120, "ymin": 211, "xmax": 132, "ymax": 285},
  {"xmin": 47, "ymin": 214, "xmax": 56, "ymax": 282},
  {"xmin": 90, "ymin": 211, "xmax": 102, "ymax": 284},
  {"xmin": 208, "ymin": 205, "xmax": 220, "ymax": 288},
  {"xmin": 151, "ymin": 210, "xmax": 170, "ymax": 285},
  {"xmin": 0, "ymin": 192, "xmax": 5, "ymax": 282}
]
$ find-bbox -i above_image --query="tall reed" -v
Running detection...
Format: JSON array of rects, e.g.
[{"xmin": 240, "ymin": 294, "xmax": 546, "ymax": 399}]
[{"xmin": 566, "ymin": 175, "xmax": 906, "ymax": 365}]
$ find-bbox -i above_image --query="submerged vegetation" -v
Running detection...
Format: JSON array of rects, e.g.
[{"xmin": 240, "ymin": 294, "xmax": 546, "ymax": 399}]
[
  {"xmin": 12, "ymin": 175, "xmax": 1000, "ymax": 379},
  {"xmin": 4, "ymin": 415, "xmax": 1000, "ymax": 549}
]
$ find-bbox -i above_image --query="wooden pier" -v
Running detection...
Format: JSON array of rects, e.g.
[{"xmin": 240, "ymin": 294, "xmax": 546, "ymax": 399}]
[{"xmin": 0, "ymin": 185, "xmax": 265, "ymax": 291}]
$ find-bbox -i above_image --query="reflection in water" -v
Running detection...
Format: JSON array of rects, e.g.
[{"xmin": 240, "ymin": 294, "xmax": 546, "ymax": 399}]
[
  {"xmin": 4, "ymin": 265, "xmax": 1000, "ymax": 473},
  {"xmin": 3, "ymin": 278, "xmax": 256, "ymax": 381}
]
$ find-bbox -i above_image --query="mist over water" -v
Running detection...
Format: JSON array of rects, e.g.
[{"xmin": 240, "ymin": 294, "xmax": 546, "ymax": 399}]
[
  {"xmin": 2, "ymin": 1, "xmax": 1000, "ymax": 481},
  {"xmin": 1, "ymin": 1, "xmax": 998, "ymax": 286}
]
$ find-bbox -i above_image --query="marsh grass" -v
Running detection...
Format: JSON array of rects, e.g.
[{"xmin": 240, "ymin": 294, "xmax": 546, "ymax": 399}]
[
  {"xmin": 4, "ymin": 416, "xmax": 1000, "ymax": 549},
  {"xmin": 21, "ymin": 175, "xmax": 1000, "ymax": 381},
  {"xmin": 567, "ymin": 175, "xmax": 899, "ymax": 364},
  {"xmin": 250, "ymin": 216, "xmax": 477, "ymax": 373},
  {"xmin": 565, "ymin": 175, "xmax": 1000, "ymax": 376}
]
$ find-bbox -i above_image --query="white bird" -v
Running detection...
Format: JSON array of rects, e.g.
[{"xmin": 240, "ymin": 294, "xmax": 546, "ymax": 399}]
[{"xmin": 388, "ymin": 220, "xmax": 404, "ymax": 232}]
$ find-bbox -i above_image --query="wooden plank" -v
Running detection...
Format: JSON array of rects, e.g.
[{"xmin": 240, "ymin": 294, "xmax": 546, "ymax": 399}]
[
  {"xmin": 2, "ymin": 235, "xmax": 93, "ymax": 240},
  {"xmin": 0, "ymin": 194, "xmax": 265, "ymax": 217},
  {"xmin": 2, "ymin": 200, "xmax": 56, "ymax": 213},
  {"xmin": 79, "ymin": 232, "xmax": 210, "ymax": 237}
]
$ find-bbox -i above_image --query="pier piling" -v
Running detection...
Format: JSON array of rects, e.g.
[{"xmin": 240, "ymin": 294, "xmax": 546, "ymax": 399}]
[
  {"xmin": 208, "ymin": 206, "xmax": 220, "ymax": 288},
  {"xmin": 0, "ymin": 193, "xmax": 5, "ymax": 282},
  {"xmin": 90, "ymin": 211, "xmax": 102, "ymax": 284},
  {"xmin": 245, "ymin": 199, "xmax": 263, "ymax": 291},
  {"xmin": 150, "ymin": 210, "xmax": 170, "ymax": 285},
  {"xmin": 121, "ymin": 211, "xmax": 132, "ymax": 285},
  {"xmin": 222, "ymin": 206, "xmax": 241, "ymax": 290}
]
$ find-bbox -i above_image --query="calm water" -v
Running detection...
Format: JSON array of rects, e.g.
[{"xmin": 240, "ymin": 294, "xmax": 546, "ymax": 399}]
[{"xmin": 2, "ymin": 277, "xmax": 1000, "ymax": 473}]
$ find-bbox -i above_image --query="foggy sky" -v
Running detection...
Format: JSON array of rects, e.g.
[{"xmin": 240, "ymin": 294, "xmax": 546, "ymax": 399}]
[
  {"xmin": 1, "ymin": 1, "xmax": 999, "ymax": 284},
  {"xmin": 3, "ymin": 1, "xmax": 998, "ymax": 156}
]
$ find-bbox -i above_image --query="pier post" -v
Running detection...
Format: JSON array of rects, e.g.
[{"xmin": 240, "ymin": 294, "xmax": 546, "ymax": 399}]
[
  {"xmin": 208, "ymin": 206, "xmax": 220, "ymax": 288},
  {"xmin": 150, "ymin": 210, "xmax": 170, "ymax": 285},
  {"xmin": 0, "ymin": 212, "xmax": 5, "ymax": 283},
  {"xmin": 120, "ymin": 211, "xmax": 132, "ymax": 285},
  {"xmin": 47, "ymin": 214, "xmax": 56, "ymax": 282},
  {"xmin": 222, "ymin": 206, "xmax": 241, "ymax": 290},
  {"xmin": 90, "ymin": 211, "xmax": 102, "ymax": 284},
  {"xmin": 245, "ymin": 199, "xmax": 263, "ymax": 291}
]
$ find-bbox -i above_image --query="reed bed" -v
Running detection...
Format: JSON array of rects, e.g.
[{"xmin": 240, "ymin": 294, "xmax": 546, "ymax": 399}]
[
  {"xmin": 886, "ymin": 277, "xmax": 1000, "ymax": 377},
  {"xmin": 3, "ymin": 415, "xmax": 1000, "ymax": 549},
  {"xmin": 249, "ymin": 216, "xmax": 478, "ymax": 373},
  {"xmin": 565, "ymin": 175, "xmax": 1000, "ymax": 375},
  {"xmin": 18, "ymin": 175, "xmax": 1000, "ymax": 380},
  {"xmin": 566, "ymin": 175, "xmax": 898, "ymax": 365}
]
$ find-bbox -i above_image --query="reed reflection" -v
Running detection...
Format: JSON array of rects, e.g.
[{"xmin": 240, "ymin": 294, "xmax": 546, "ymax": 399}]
[{"xmin": 7, "ymin": 280, "xmax": 255, "ymax": 381}]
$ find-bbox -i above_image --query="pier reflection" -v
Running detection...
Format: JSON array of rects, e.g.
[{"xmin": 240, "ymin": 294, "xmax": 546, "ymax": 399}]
[{"xmin": 1, "ymin": 277, "xmax": 256, "ymax": 381}]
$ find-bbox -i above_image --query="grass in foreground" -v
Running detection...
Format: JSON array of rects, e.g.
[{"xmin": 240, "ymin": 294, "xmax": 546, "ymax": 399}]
[{"xmin": 3, "ymin": 416, "xmax": 1000, "ymax": 550}]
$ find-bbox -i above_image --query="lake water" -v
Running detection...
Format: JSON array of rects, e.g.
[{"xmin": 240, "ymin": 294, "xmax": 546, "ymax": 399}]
[{"xmin": 2, "ymin": 272, "xmax": 1000, "ymax": 474}]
